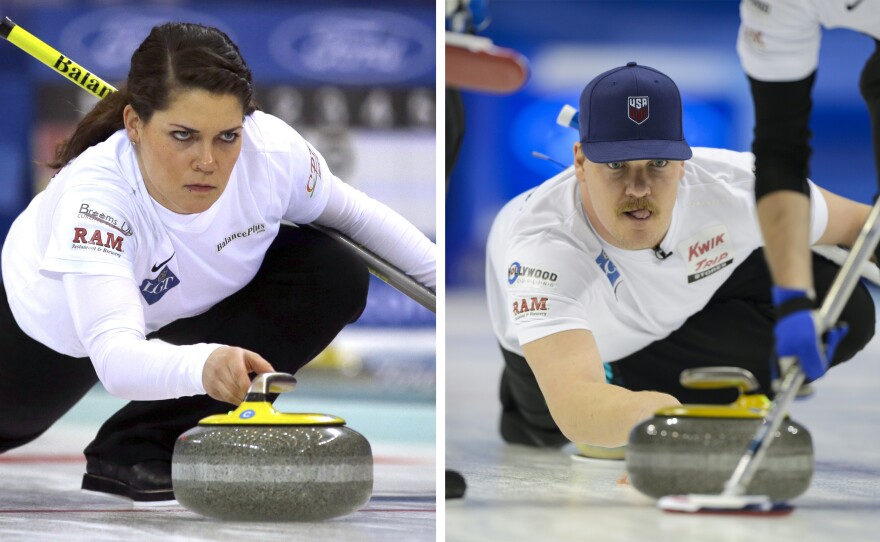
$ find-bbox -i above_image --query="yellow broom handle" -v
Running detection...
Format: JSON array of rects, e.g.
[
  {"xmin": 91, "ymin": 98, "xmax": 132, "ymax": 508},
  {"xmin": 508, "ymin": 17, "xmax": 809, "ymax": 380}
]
[{"xmin": 1, "ymin": 16, "xmax": 117, "ymax": 100}]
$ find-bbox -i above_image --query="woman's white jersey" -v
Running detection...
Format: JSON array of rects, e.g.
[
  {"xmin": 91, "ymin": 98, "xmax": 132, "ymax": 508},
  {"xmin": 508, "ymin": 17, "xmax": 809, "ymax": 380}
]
[
  {"xmin": 485, "ymin": 147, "xmax": 829, "ymax": 362},
  {"xmin": 2, "ymin": 111, "xmax": 435, "ymax": 399},
  {"xmin": 738, "ymin": 0, "xmax": 880, "ymax": 82}
]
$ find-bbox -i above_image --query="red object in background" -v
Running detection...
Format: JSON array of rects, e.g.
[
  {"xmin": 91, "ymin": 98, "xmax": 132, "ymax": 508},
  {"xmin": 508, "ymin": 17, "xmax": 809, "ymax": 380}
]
[{"xmin": 445, "ymin": 32, "xmax": 529, "ymax": 94}]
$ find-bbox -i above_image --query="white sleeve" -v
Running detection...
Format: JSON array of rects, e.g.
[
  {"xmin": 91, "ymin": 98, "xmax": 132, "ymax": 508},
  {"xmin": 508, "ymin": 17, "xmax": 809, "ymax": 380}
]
[
  {"xmin": 42, "ymin": 188, "xmax": 138, "ymax": 279},
  {"xmin": 280, "ymin": 139, "xmax": 333, "ymax": 225},
  {"xmin": 313, "ymin": 176, "xmax": 436, "ymax": 290},
  {"xmin": 504, "ymin": 237, "xmax": 593, "ymax": 347},
  {"xmin": 62, "ymin": 273, "xmax": 224, "ymax": 400},
  {"xmin": 737, "ymin": 0, "xmax": 821, "ymax": 81}
]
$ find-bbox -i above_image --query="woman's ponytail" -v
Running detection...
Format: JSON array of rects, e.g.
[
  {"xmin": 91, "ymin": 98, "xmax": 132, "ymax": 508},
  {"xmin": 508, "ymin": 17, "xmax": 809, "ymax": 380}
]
[{"xmin": 48, "ymin": 88, "xmax": 130, "ymax": 169}]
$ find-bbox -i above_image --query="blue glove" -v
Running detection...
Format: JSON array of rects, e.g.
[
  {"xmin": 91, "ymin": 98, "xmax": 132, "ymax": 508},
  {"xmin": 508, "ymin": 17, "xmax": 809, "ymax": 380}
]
[
  {"xmin": 446, "ymin": 0, "xmax": 490, "ymax": 32},
  {"xmin": 772, "ymin": 287, "xmax": 848, "ymax": 382}
]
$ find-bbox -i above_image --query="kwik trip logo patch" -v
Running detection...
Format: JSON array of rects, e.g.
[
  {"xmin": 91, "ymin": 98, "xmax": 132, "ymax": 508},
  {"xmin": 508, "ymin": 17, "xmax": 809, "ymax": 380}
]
[
  {"xmin": 512, "ymin": 296, "xmax": 549, "ymax": 320},
  {"xmin": 507, "ymin": 261, "xmax": 558, "ymax": 288},
  {"xmin": 678, "ymin": 224, "xmax": 735, "ymax": 283}
]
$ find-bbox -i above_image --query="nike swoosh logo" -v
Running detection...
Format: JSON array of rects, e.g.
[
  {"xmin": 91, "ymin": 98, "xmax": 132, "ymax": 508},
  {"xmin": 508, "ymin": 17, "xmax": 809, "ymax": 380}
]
[
  {"xmin": 151, "ymin": 252, "xmax": 175, "ymax": 273},
  {"xmin": 846, "ymin": 0, "xmax": 865, "ymax": 10}
]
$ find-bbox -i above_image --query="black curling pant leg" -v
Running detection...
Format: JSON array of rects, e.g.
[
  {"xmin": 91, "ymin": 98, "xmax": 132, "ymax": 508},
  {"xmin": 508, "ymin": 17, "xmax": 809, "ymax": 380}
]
[
  {"xmin": 0, "ymin": 284, "xmax": 99, "ymax": 453},
  {"xmin": 498, "ymin": 347, "xmax": 569, "ymax": 447},
  {"xmin": 860, "ymin": 39, "xmax": 880, "ymax": 194},
  {"xmin": 613, "ymin": 249, "xmax": 875, "ymax": 403},
  {"xmin": 858, "ymin": 40, "xmax": 880, "ymax": 264},
  {"xmin": 83, "ymin": 225, "xmax": 370, "ymax": 464}
]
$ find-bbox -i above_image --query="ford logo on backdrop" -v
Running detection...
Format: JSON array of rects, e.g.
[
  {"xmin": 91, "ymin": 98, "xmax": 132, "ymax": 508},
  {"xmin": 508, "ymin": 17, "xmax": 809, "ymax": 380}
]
[
  {"xmin": 58, "ymin": 8, "xmax": 232, "ymax": 78},
  {"xmin": 268, "ymin": 10, "xmax": 434, "ymax": 84}
]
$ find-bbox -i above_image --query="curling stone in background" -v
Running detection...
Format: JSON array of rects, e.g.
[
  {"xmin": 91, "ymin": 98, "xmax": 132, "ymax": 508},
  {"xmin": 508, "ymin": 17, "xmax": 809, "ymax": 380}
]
[
  {"xmin": 172, "ymin": 372, "xmax": 373, "ymax": 521},
  {"xmin": 626, "ymin": 367, "xmax": 813, "ymax": 501}
]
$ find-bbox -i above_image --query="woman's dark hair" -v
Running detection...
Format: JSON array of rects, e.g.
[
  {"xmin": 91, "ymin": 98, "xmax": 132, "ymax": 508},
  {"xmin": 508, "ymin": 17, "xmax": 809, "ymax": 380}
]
[{"xmin": 49, "ymin": 22, "xmax": 257, "ymax": 169}]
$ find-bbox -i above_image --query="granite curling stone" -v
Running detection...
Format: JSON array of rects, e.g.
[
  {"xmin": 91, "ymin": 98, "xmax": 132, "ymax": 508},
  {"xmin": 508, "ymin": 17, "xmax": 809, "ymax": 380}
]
[
  {"xmin": 626, "ymin": 367, "xmax": 813, "ymax": 501},
  {"xmin": 172, "ymin": 372, "xmax": 373, "ymax": 521}
]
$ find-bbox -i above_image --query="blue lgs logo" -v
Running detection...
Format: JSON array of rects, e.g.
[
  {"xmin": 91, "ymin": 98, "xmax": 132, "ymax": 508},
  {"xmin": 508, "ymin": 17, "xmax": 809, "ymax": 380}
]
[
  {"xmin": 239, "ymin": 409, "xmax": 256, "ymax": 419},
  {"xmin": 596, "ymin": 250, "xmax": 621, "ymax": 289},
  {"xmin": 139, "ymin": 266, "xmax": 180, "ymax": 305}
]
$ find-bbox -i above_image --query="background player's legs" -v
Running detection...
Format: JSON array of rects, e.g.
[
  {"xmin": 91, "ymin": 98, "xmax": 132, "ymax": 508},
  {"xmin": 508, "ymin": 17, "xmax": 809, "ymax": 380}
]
[
  {"xmin": 0, "ymin": 283, "xmax": 99, "ymax": 453},
  {"xmin": 859, "ymin": 40, "xmax": 880, "ymax": 265},
  {"xmin": 860, "ymin": 40, "xmax": 880, "ymax": 193},
  {"xmin": 84, "ymin": 225, "xmax": 370, "ymax": 465},
  {"xmin": 614, "ymin": 249, "xmax": 875, "ymax": 403}
]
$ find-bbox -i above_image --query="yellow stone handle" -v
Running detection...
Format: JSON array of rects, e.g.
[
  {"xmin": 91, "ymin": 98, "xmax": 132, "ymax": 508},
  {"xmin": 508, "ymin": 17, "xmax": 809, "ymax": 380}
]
[{"xmin": 679, "ymin": 367, "xmax": 760, "ymax": 395}]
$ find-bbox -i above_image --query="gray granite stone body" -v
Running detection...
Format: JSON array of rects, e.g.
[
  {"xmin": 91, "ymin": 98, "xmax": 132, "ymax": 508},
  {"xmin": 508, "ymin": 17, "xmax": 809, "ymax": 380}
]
[
  {"xmin": 626, "ymin": 415, "xmax": 813, "ymax": 499},
  {"xmin": 172, "ymin": 425, "xmax": 373, "ymax": 521}
]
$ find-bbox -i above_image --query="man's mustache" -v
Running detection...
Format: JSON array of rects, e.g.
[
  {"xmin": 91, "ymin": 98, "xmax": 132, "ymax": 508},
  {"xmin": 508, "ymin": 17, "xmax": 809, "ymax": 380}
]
[{"xmin": 616, "ymin": 197, "xmax": 659, "ymax": 215}]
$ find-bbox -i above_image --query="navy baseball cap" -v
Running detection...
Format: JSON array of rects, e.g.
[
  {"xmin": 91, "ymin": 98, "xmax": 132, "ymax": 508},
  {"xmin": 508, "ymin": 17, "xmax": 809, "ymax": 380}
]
[{"xmin": 578, "ymin": 62, "xmax": 692, "ymax": 163}]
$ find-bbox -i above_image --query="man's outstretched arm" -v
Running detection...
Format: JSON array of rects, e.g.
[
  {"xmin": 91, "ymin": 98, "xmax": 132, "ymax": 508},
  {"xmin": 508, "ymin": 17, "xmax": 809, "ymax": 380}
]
[{"xmin": 522, "ymin": 329, "xmax": 680, "ymax": 448}]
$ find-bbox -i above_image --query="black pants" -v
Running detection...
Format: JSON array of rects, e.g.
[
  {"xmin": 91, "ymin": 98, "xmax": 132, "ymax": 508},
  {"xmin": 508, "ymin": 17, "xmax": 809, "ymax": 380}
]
[
  {"xmin": 499, "ymin": 249, "xmax": 876, "ymax": 447},
  {"xmin": 0, "ymin": 225, "xmax": 369, "ymax": 464}
]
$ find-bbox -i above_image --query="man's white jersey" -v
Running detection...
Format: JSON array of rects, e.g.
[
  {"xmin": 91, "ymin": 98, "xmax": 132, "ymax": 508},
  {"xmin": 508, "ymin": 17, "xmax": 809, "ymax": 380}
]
[
  {"xmin": 485, "ymin": 147, "xmax": 829, "ymax": 362},
  {"xmin": 738, "ymin": 0, "xmax": 880, "ymax": 81}
]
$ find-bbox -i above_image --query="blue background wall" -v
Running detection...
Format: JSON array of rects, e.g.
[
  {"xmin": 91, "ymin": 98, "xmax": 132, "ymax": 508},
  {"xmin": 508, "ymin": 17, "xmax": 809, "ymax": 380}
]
[{"xmin": 447, "ymin": 0, "xmax": 878, "ymax": 287}]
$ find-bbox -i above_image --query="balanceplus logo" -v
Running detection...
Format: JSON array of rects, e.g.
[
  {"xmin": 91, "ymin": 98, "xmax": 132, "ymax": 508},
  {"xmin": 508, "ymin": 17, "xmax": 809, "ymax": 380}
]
[{"xmin": 217, "ymin": 223, "xmax": 267, "ymax": 252}]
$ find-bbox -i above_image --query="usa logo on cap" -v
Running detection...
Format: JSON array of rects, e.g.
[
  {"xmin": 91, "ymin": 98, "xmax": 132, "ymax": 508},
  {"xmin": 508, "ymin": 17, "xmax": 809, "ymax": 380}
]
[{"xmin": 627, "ymin": 96, "xmax": 649, "ymax": 125}]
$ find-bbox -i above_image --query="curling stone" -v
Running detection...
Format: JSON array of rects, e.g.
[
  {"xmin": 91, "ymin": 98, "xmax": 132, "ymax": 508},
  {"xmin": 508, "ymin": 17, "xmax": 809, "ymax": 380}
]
[
  {"xmin": 626, "ymin": 367, "xmax": 813, "ymax": 500},
  {"xmin": 172, "ymin": 372, "xmax": 372, "ymax": 521}
]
